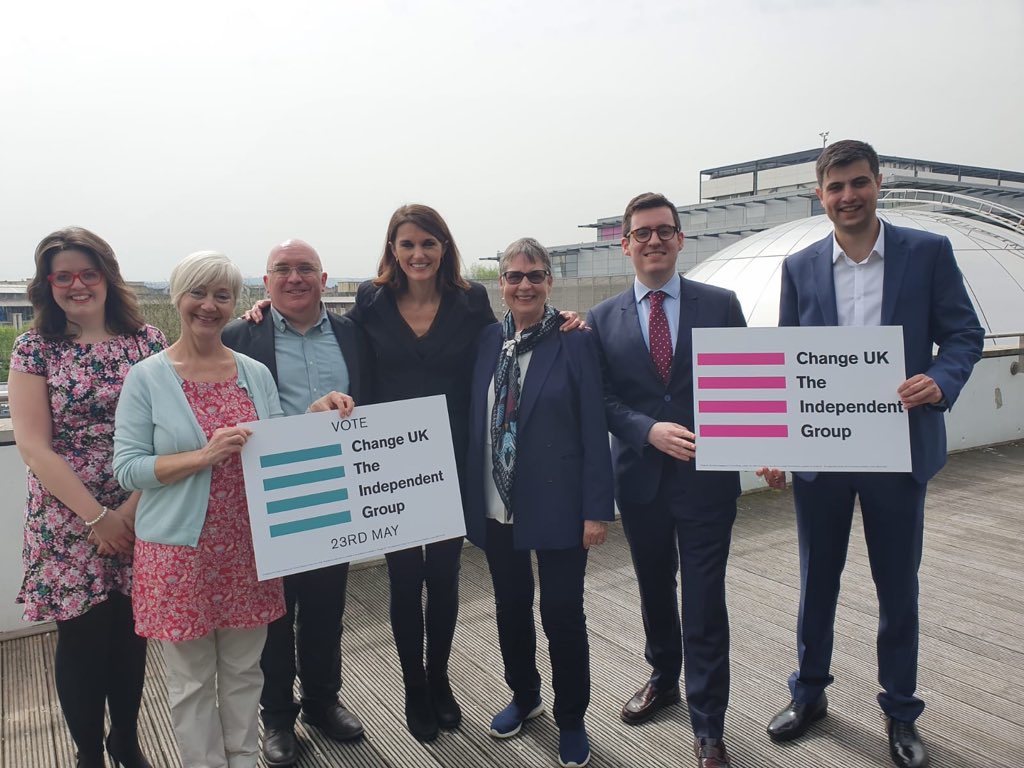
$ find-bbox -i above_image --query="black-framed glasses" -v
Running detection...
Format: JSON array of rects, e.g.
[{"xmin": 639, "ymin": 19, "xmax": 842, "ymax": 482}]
[
  {"xmin": 268, "ymin": 265, "xmax": 320, "ymax": 278},
  {"xmin": 47, "ymin": 269, "xmax": 104, "ymax": 287},
  {"xmin": 502, "ymin": 269, "xmax": 550, "ymax": 285},
  {"xmin": 627, "ymin": 225, "xmax": 679, "ymax": 243}
]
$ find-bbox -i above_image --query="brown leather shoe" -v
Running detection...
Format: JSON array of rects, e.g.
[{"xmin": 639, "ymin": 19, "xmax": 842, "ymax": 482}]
[
  {"xmin": 694, "ymin": 737, "xmax": 732, "ymax": 768},
  {"xmin": 620, "ymin": 681, "xmax": 681, "ymax": 725}
]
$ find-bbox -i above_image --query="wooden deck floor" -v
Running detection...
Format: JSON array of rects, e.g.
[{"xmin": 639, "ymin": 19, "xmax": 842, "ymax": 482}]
[{"xmin": 3, "ymin": 441, "xmax": 1022, "ymax": 768}]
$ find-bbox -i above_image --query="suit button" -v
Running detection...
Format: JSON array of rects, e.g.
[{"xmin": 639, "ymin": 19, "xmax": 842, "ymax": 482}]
[{"xmin": 664, "ymin": 394, "xmax": 672, "ymax": 402}]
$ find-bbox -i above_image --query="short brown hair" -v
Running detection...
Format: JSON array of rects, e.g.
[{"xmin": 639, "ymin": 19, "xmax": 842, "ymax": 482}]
[
  {"xmin": 27, "ymin": 227, "xmax": 145, "ymax": 340},
  {"xmin": 373, "ymin": 204, "xmax": 470, "ymax": 294},
  {"xmin": 816, "ymin": 140, "xmax": 880, "ymax": 185},
  {"xmin": 622, "ymin": 192, "xmax": 681, "ymax": 237}
]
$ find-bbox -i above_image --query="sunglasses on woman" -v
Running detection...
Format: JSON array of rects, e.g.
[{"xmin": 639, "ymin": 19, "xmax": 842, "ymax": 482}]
[{"xmin": 502, "ymin": 269, "xmax": 550, "ymax": 285}]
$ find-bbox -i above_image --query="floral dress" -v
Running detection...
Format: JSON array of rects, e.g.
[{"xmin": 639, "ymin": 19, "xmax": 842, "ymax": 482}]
[
  {"xmin": 12, "ymin": 326, "xmax": 167, "ymax": 622},
  {"xmin": 131, "ymin": 377, "xmax": 284, "ymax": 642}
]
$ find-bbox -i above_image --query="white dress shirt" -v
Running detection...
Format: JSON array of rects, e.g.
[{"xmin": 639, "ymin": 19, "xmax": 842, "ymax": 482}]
[{"xmin": 832, "ymin": 222, "xmax": 885, "ymax": 327}]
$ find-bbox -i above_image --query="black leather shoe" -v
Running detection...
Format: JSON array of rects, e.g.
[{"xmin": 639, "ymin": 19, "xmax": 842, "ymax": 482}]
[
  {"xmin": 429, "ymin": 675, "xmax": 462, "ymax": 730},
  {"xmin": 261, "ymin": 728, "xmax": 298, "ymax": 768},
  {"xmin": 620, "ymin": 681, "xmax": 681, "ymax": 725},
  {"xmin": 105, "ymin": 730, "xmax": 153, "ymax": 768},
  {"xmin": 301, "ymin": 703, "xmax": 365, "ymax": 742},
  {"xmin": 887, "ymin": 717, "xmax": 930, "ymax": 768},
  {"xmin": 694, "ymin": 737, "xmax": 733, "ymax": 768},
  {"xmin": 405, "ymin": 685, "xmax": 440, "ymax": 741},
  {"xmin": 767, "ymin": 694, "xmax": 828, "ymax": 742}
]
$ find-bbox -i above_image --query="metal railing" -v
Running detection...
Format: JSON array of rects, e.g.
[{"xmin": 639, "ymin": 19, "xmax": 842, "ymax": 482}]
[
  {"xmin": 879, "ymin": 189, "xmax": 1024, "ymax": 236},
  {"xmin": 985, "ymin": 332, "xmax": 1024, "ymax": 375}
]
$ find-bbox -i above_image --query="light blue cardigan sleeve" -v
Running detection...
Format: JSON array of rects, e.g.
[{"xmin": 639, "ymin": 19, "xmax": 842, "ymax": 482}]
[{"xmin": 113, "ymin": 359, "xmax": 164, "ymax": 491}]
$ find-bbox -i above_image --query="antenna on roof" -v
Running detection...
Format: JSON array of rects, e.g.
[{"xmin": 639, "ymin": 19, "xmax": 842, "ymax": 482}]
[{"xmin": 819, "ymin": 131, "xmax": 830, "ymax": 148}]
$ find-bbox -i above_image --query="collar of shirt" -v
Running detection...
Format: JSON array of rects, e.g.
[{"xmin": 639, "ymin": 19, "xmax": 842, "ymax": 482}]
[
  {"xmin": 270, "ymin": 303, "xmax": 330, "ymax": 335},
  {"xmin": 633, "ymin": 272, "xmax": 681, "ymax": 305},
  {"xmin": 832, "ymin": 219, "xmax": 885, "ymax": 266}
]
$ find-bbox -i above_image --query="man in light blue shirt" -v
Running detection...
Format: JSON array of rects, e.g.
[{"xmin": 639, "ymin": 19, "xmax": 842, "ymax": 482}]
[{"xmin": 223, "ymin": 240, "xmax": 368, "ymax": 768}]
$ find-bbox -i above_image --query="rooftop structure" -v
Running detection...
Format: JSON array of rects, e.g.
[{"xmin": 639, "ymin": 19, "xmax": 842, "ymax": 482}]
[
  {"xmin": 547, "ymin": 148, "xmax": 1024, "ymax": 279},
  {"xmin": 688, "ymin": 205, "xmax": 1024, "ymax": 342}
]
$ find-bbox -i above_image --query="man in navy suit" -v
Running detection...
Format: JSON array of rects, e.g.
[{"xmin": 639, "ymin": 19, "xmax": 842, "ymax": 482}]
[
  {"xmin": 588, "ymin": 193, "xmax": 745, "ymax": 768},
  {"xmin": 223, "ymin": 240, "xmax": 368, "ymax": 768},
  {"xmin": 764, "ymin": 140, "xmax": 983, "ymax": 768}
]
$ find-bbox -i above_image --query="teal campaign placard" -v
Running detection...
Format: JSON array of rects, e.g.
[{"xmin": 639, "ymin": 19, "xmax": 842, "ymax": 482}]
[{"xmin": 239, "ymin": 395, "xmax": 464, "ymax": 580}]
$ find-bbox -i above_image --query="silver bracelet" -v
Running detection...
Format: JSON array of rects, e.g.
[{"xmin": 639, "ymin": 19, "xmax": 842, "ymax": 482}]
[{"xmin": 84, "ymin": 506, "xmax": 108, "ymax": 526}]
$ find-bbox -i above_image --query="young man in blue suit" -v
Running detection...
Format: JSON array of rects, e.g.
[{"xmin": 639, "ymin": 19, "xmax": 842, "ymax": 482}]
[
  {"xmin": 588, "ymin": 193, "xmax": 745, "ymax": 768},
  {"xmin": 222, "ymin": 240, "xmax": 368, "ymax": 768},
  {"xmin": 765, "ymin": 140, "xmax": 984, "ymax": 768}
]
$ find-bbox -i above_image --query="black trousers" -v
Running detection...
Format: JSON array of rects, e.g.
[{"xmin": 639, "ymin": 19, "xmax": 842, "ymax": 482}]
[
  {"xmin": 484, "ymin": 519, "xmax": 591, "ymax": 730},
  {"xmin": 260, "ymin": 562, "xmax": 350, "ymax": 729},
  {"xmin": 384, "ymin": 536, "xmax": 463, "ymax": 687},
  {"xmin": 618, "ymin": 457, "xmax": 737, "ymax": 739},
  {"xmin": 54, "ymin": 591, "xmax": 148, "ymax": 760}
]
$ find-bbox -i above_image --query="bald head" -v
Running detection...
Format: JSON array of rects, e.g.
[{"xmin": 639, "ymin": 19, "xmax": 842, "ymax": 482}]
[
  {"xmin": 264, "ymin": 238, "xmax": 328, "ymax": 331},
  {"xmin": 267, "ymin": 239, "xmax": 323, "ymax": 273}
]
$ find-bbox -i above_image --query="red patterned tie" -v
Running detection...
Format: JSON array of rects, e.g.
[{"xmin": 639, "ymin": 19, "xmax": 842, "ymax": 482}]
[{"xmin": 647, "ymin": 290, "xmax": 672, "ymax": 383}]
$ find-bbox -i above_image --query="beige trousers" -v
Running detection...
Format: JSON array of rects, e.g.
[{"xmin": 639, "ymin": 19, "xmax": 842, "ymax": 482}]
[{"xmin": 161, "ymin": 626, "xmax": 267, "ymax": 768}]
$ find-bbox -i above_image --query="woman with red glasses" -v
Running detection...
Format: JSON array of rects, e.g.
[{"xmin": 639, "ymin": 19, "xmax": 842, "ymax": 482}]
[{"xmin": 8, "ymin": 227, "xmax": 165, "ymax": 768}]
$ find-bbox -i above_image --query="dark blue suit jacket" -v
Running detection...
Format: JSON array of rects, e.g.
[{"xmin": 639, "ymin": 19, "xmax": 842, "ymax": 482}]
[
  {"xmin": 779, "ymin": 222, "xmax": 984, "ymax": 483},
  {"xmin": 588, "ymin": 278, "xmax": 744, "ymax": 509},
  {"xmin": 464, "ymin": 325, "xmax": 614, "ymax": 551}
]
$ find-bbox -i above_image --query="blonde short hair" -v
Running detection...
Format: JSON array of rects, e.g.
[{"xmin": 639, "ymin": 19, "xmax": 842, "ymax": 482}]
[{"xmin": 169, "ymin": 251, "xmax": 243, "ymax": 308}]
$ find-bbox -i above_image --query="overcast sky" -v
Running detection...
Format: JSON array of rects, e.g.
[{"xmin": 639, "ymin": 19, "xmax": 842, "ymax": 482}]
[{"xmin": 2, "ymin": 0, "xmax": 1022, "ymax": 283}]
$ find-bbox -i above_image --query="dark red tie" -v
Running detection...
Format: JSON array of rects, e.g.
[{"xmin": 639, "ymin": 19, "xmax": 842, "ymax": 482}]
[{"xmin": 648, "ymin": 290, "xmax": 672, "ymax": 383}]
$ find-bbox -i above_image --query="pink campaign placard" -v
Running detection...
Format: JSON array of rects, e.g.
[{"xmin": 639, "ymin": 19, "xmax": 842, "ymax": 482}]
[{"xmin": 691, "ymin": 327, "xmax": 911, "ymax": 473}]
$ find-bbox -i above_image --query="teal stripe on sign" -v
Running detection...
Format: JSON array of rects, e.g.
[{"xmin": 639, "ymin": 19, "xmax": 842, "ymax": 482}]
[
  {"xmin": 263, "ymin": 466, "xmax": 346, "ymax": 491},
  {"xmin": 260, "ymin": 443, "xmax": 342, "ymax": 468},
  {"xmin": 267, "ymin": 488, "xmax": 349, "ymax": 515},
  {"xmin": 269, "ymin": 511, "xmax": 352, "ymax": 538}
]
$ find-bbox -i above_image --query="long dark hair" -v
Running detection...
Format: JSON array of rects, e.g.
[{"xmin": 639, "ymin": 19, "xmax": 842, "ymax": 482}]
[
  {"xmin": 373, "ymin": 204, "xmax": 470, "ymax": 294},
  {"xmin": 27, "ymin": 227, "xmax": 145, "ymax": 340}
]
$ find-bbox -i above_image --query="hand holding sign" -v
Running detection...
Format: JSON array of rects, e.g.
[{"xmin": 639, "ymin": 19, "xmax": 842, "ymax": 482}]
[{"xmin": 897, "ymin": 374, "xmax": 944, "ymax": 409}]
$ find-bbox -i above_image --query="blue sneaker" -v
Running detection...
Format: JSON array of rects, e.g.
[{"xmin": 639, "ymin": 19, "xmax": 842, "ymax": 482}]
[
  {"xmin": 488, "ymin": 697, "xmax": 544, "ymax": 738},
  {"xmin": 558, "ymin": 727, "xmax": 591, "ymax": 767}
]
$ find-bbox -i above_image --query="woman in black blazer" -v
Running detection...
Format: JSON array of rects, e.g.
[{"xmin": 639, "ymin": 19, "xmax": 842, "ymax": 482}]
[{"xmin": 345, "ymin": 204, "xmax": 496, "ymax": 742}]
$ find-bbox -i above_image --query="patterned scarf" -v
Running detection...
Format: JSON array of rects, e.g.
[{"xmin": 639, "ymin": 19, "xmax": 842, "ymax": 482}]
[{"xmin": 490, "ymin": 304, "xmax": 560, "ymax": 515}]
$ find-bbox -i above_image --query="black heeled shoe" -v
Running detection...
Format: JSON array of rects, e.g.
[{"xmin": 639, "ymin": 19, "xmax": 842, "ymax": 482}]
[
  {"xmin": 105, "ymin": 731, "xmax": 153, "ymax": 768},
  {"xmin": 75, "ymin": 753, "xmax": 106, "ymax": 768}
]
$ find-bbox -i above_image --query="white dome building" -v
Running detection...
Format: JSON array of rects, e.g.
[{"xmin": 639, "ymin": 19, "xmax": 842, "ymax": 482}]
[{"xmin": 686, "ymin": 200, "xmax": 1024, "ymax": 347}]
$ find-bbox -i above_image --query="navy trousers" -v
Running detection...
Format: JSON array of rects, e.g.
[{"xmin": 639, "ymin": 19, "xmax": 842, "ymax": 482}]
[
  {"xmin": 790, "ymin": 471, "xmax": 927, "ymax": 722},
  {"xmin": 484, "ymin": 518, "xmax": 591, "ymax": 730},
  {"xmin": 618, "ymin": 457, "xmax": 736, "ymax": 739}
]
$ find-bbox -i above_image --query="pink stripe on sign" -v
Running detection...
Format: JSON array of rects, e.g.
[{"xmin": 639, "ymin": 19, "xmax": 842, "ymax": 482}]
[
  {"xmin": 699, "ymin": 400, "xmax": 787, "ymax": 414},
  {"xmin": 697, "ymin": 352, "xmax": 785, "ymax": 366},
  {"xmin": 698, "ymin": 376, "xmax": 787, "ymax": 389},
  {"xmin": 700, "ymin": 424, "xmax": 789, "ymax": 438}
]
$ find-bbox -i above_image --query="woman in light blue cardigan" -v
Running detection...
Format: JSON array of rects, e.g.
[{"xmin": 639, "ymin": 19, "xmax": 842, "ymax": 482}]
[{"xmin": 114, "ymin": 252, "xmax": 315, "ymax": 768}]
